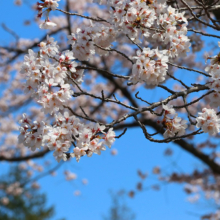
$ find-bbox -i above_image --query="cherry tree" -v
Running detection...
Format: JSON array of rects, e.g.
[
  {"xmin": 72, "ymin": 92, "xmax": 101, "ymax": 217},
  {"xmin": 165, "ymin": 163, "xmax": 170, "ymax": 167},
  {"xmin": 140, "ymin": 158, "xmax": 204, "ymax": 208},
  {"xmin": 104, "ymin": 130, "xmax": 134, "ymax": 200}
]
[{"xmin": 1, "ymin": 0, "xmax": 220, "ymax": 218}]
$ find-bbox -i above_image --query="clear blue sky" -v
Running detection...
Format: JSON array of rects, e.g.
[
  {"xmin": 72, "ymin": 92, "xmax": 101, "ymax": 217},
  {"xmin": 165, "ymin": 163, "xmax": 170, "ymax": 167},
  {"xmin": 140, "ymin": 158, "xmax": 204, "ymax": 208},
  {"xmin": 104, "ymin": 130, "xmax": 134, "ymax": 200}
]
[{"xmin": 0, "ymin": 1, "xmax": 218, "ymax": 220}]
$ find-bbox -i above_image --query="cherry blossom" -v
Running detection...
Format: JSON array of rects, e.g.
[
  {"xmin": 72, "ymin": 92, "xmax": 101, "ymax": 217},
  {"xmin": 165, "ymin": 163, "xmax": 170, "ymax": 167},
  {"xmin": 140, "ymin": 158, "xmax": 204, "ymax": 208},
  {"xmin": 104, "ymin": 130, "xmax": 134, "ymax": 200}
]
[
  {"xmin": 18, "ymin": 112, "xmax": 116, "ymax": 162},
  {"xmin": 131, "ymin": 48, "xmax": 168, "ymax": 85},
  {"xmin": 39, "ymin": 20, "xmax": 57, "ymax": 29},
  {"xmin": 162, "ymin": 105, "xmax": 188, "ymax": 138},
  {"xmin": 196, "ymin": 108, "xmax": 220, "ymax": 136},
  {"xmin": 2, "ymin": 0, "xmax": 220, "ymax": 218}
]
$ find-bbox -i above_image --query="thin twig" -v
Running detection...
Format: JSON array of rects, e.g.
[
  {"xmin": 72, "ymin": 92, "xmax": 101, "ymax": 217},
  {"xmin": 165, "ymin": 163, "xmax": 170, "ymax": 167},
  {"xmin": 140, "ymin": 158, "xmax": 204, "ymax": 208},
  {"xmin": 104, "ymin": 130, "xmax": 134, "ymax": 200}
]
[
  {"xmin": 168, "ymin": 62, "xmax": 210, "ymax": 77},
  {"xmin": 56, "ymin": 8, "xmax": 109, "ymax": 23},
  {"xmin": 94, "ymin": 44, "xmax": 134, "ymax": 64},
  {"xmin": 188, "ymin": 29, "xmax": 220, "ymax": 39},
  {"xmin": 180, "ymin": 0, "xmax": 219, "ymax": 30},
  {"xmin": 115, "ymin": 128, "xmax": 127, "ymax": 138},
  {"xmin": 76, "ymin": 66, "xmax": 130, "ymax": 79},
  {"xmin": 126, "ymin": 34, "xmax": 143, "ymax": 51},
  {"xmin": 135, "ymin": 91, "xmax": 152, "ymax": 105},
  {"xmin": 80, "ymin": 106, "xmax": 89, "ymax": 118},
  {"xmin": 173, "ymin": 90, "xmax": 214, "ymax": 109},
  {"xmin": 183, "ymin": 96, "xmax": 196, "ymax": 125},
  {"xmin": 1, "ymin": 23, "xmax": 19, "ymax": 45},
  {"xmin": 158, "ymin": 85, "xmax": 176, "ymax": 95},
  {"xmin": 167, "ymin": 72, "xmax": 189, "ymax": 89}
]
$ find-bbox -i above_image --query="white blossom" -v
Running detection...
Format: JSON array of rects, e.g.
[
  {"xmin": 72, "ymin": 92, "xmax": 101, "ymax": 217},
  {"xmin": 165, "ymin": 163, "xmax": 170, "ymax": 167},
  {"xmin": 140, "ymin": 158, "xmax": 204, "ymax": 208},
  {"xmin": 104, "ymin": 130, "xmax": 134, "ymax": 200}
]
[
  {"xmin": 39, "ymin": 21, "xmax": 57, "ymax": 29},
  {"xmin": 196, "ymin": 108, "xmax": 220, "ymax": 136},
  {"xmin": 162, "ymin": 104, "xmax": 188, "ymax": 138},
  {"xmin": 18, "ymin": 113, "xmax": 116, "ymax": 163},
  {"xmin": 130, "ymin": 48, "xmax": 168, "ymax": 85}
]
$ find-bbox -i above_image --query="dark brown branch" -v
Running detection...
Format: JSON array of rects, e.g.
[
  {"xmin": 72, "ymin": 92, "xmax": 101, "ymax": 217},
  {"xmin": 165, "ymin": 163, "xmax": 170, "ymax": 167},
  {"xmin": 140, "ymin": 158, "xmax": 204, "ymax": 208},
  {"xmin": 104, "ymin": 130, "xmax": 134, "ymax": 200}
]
[
  {"xmin": 1, "ymin": 23, "xmax": 19, "ymax": 45},
  {"xmin": 167, "ymin": 72, "xmax": 189, "ymax": 89},
  {"xmin": 135, "ymin": 91, "xmax": 152, "ymax": 105},
  {"xmin": 188, "ymin": 29, "xmax": 220, "ymax": 39},
  {"xmin": 180, "ymin": 0, "xmax": 219, "ymax": 30},
  {"xmin": 56, "ymin": 8, "xmax": 109, "ymax": 23},
  {"xmin": 114, "ymin": 118, "xmax": 220, "ymax": 174},
  {"xmin": 108, "ymin": 84, "xmax": 209, "ymax": 127},
  {"xmin": 115, "ymin": 128, "xmax": 127, "ymax": 138},
  {"xmin": 168, "ymin": 62, "xmax": 210, "ymax": 77},
  {"xmin": 0, "ymin": 149, "xmax": 50, "ymax": 162},
  {"xmin": 173, "ymin": 90, "xmax": 214, "ymax": 109}
]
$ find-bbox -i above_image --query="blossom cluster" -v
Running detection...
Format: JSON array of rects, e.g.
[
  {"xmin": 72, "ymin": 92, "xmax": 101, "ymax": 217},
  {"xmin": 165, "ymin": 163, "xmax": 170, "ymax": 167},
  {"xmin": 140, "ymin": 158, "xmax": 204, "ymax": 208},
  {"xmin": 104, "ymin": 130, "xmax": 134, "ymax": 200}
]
[
  {"xmin": 18, "ymin": 113, "xmax": 45, "ymax": 152},
  {"xmin": 108, "ymin": 0, "xmax": 157, "ymax": 41},
  {"xmin": 104, "ymin": 0, "xmax": 190, "ymax": 86},
  {"xmin": 67, "ymin": 23, "xmax": 117, "ymax": 61},
  {"xmin": 196, "ymin": 108, "xmax": 220, "ymax": 136},
  {"xmin": 162, "ymin": 104, "xmax": 188, "ymax": 138},
  {"xmin": 6, "ymin": 182, "xmax": 23, "ymax": 196},
  {"xmin": 107, "ymin": 0, "xmax": 190, "ymax": 58},
  {"xmin": 36, "ymin": 0, "xmax": 60, "ymax": 29},
  {"xmin": 205, "ymin": 44, "xmax": 220, "ymax": 107},
  {"xmin": 20, "ymin": 36, "xmax": 83, "ymax": 114},
  {"xmin": 131, "ymin": 48, "xmax": 168, "ymax": 85},
  {"xmin": 152, "ymin": 5, "xmax": 190, "ymax": 58},
  {"xmin": 18, "ymin": 112, "xmax": 116, "ymax": 163},
  {"xmin": 35, "ymin": 0, "xmax": 191, "ymax": 87}
]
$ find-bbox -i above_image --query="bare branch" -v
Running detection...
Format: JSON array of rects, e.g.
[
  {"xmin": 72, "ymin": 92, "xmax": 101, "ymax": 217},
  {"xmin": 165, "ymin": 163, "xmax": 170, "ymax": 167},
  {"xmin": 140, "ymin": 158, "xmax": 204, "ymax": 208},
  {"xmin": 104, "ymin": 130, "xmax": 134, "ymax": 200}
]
[
  {"xmin": 94, "ymin": 44, "xmax": 134, "ymax": 64},
  {"xmin": 1, "ymin": 23, "xmax": 19, "ymax": 45},
  {"xmin": 0, "ymin": 149, "xmax": 50, "ymax": 162},
  {"xmin": 56, "ymin": 8, "xmax": 109, "ymax": 23},
  {"xmin": 115, "ymin": 128, "xmax": 127, "ymax": 138},
  {"xmin": 180, "ymin": 0, "xmax": 219, "ymax": 30},
  {"xmin": 168, "ymin": 62, "xmax": 210, "ymax": 77},
  {"xmin": 188, "ymin": 29, "xmax": 220, "ymax": 39}
]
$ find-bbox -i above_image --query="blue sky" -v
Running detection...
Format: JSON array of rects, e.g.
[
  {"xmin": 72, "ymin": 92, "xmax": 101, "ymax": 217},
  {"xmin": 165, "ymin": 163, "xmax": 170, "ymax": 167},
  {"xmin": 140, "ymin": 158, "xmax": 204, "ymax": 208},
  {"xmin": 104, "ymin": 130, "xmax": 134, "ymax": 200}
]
[{"xmin": 1, "ymin": 1, "xmax": 219, "ymax": 220}]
